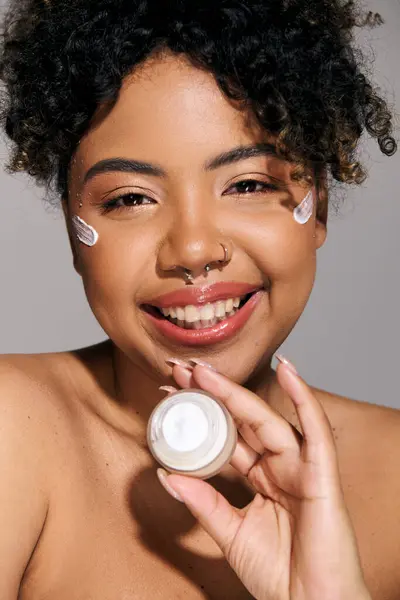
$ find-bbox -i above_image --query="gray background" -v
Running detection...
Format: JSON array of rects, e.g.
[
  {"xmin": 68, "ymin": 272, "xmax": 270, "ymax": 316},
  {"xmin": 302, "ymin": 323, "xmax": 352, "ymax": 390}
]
[{"xmin": 0, "ymin": 0, "xmax": 399, "ymax": 408}]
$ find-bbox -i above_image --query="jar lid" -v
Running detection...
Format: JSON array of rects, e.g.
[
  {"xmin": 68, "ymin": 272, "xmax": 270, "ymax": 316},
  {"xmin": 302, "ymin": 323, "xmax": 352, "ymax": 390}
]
[{"xmin": 147, "ymin": 389, "xmax": 231, "ymax": 472}]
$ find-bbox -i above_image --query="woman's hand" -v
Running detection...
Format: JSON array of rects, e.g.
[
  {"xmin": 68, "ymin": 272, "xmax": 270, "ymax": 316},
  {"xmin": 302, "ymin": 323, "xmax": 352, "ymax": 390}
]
[{"xmin": 157, "ymin": 356, "xmax": 371, "ymax": 600}]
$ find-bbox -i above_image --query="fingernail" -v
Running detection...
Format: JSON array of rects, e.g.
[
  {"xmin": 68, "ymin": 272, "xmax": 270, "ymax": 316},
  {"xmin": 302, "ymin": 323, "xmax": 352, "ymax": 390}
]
[
  {"xmin": 276, "ymin": 354, "xmax": 298, "ymax": 376},
  {"xmin": 188, "ymin": 358, "xmax": 218, "ymax": 372},
  {"xmin": 166, "ymin": 357, "xmax": 193, "ymax": 370},
  {"xmin": 157, "ymin": 468, "xmax": 184, "ymax": 502},
  {"xmin": 159, "ymin": 386, "xmax": 178, "ymax": 394}
]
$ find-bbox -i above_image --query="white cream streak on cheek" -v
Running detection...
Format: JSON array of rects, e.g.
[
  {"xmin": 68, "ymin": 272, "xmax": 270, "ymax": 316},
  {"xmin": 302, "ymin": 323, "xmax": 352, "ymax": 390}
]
[
  {"xmin": 71, "ymin": 215, "xmax": 99, "ymax": 247},
  {"xmin": 293, "ymin": 190, "xmax": 314, "ymax": 224}
]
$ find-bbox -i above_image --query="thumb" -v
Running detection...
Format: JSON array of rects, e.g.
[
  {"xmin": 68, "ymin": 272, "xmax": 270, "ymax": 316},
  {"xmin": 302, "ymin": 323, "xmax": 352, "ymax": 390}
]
[{"xmin": 157, "ymin": 468, "xmax": 242, "ymax": 554}]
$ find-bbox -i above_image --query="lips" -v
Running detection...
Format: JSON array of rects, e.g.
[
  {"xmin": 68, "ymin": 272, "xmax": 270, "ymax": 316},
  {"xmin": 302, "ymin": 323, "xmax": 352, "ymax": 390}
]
[
  {"xmin": 143, "ymin": 291, "xmax": 254, "ymax": 322},
  {"xmin": 142, "ymin": 288, "xmax": 266, "ymax": 346},
  {"xmin": 143, "ymin": 281, "xmax": 264, "ymax": 309}
]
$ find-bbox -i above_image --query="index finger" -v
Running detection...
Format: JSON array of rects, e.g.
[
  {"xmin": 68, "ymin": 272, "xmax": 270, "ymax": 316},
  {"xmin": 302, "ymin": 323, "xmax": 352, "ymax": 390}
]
[
  {"xmin": 187, "ymin": 363, "xmax": 300, "ymax": 455},
  {"xmin": 275, "ymin": 355, "xmax": 341, "ymax": 488}
]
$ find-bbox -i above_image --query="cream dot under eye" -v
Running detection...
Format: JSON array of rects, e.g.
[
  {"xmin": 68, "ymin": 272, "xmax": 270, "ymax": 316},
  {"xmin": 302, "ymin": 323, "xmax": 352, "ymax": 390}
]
[{"xmin": 162, "ymin": 402, "xmax": 209, "ymax": 452}]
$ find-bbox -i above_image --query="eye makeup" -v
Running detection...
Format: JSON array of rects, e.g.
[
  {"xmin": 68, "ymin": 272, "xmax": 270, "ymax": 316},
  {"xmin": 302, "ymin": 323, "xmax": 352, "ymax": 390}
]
[{"xmin": 96, "ymin": 177, "xmax": 282, "ymax": 215}]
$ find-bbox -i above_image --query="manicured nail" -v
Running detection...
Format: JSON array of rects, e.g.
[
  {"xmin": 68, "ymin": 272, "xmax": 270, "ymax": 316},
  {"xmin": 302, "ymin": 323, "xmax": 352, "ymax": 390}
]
[
  {"xmin": 159, "ymin": 386, "xmax": 178, "ymax": 394},
  {"xmin": 276, "ymin": 354, "xmax": 298, "ymax": 376},
  {"xmin": 188, "ymin": 358, "xmax": 218, "ymax": 372},
  {"xmin": 157, "ymin": 468, "xmax": 184, "ymax": 502},
  {"xmin": 166, "ymin": 357, "xmax": 193, "ymax": 369}
]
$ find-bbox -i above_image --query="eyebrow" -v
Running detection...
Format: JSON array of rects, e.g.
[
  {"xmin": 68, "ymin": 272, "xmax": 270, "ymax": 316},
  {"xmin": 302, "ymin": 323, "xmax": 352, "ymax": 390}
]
[{"xmin": 81, "ymin": 143, "xmax": 280, "ymax": 187}]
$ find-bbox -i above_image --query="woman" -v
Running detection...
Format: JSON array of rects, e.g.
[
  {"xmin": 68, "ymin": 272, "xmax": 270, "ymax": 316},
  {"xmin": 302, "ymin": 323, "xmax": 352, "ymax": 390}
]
[{"xmin": 0, "ymin": 0, "xmax": 398, "ymax": 598}]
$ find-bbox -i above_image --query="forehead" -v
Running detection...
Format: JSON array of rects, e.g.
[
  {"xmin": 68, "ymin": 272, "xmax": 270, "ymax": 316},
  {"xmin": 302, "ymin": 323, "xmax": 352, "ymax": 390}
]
[{"xmin": 71, "ymin": 53, "xmax": 276, "ymax": 178}]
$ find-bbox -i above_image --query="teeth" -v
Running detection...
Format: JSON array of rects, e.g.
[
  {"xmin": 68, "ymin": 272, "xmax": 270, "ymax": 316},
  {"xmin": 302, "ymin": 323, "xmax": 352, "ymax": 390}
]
[
  {"xmin": 175, "ymin": 307, "xmax": 185, "ymax": 321},
  {"xmin": 225, "ymin": 298, "xmax": 234, "ymax": 313},
  {"xmin": 184, "ymin": 305, "xmax": 200, "ymax": 323},
  {"xmin": 214, "ymin": 301, "xmax": 226, "ymax": 318},
  {"xmin": 160, "ymin": 296, "xmax": 243, "ymax": 322}
]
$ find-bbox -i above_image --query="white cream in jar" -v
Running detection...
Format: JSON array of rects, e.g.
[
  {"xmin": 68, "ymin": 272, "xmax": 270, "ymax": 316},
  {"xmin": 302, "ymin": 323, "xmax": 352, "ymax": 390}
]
[{"xmin": 147, "ymin": 388, "xmax": 237, "ymax": 479}]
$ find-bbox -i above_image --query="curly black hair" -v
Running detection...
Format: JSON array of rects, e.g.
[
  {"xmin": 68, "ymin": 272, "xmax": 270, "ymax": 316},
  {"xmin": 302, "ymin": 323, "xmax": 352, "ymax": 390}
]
[{"xmin": 0, "ymin": 0, "xmax": 397, "ymax": 202}]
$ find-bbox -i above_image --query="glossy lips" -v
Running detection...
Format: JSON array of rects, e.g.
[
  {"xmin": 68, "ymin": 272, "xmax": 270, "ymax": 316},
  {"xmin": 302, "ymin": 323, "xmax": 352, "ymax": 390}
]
[
  {"xmin": 144, "ymin": 281, "xmax": 264, "ymax": 309},
  {"xmin": 142, "ymin": 288, "xmax": 265, "ymax": 346}
]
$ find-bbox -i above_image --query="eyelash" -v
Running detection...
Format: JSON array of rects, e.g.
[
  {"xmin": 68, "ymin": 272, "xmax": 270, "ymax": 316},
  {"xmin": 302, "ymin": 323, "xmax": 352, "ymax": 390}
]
[{"xmin": 99, "ymin": 179, "xmax": 280, "ymax": 215}]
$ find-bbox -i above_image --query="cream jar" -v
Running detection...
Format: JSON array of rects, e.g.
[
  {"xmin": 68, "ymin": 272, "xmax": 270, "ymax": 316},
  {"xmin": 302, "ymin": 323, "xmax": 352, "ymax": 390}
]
[{"xmin": 147, "ymin": 388, "xmax": 237, "ymax": 479}]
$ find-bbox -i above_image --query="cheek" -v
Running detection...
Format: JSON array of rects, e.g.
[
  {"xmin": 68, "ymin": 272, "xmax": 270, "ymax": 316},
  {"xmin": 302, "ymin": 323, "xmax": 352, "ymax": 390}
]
[
  {"xmin": 78, "ymin": 238, "xmax": 141, "ymax": 307},
  {"xmin": 256, "ymin": 219, "xmax": 317, "ymax": 322},
  {"xmin": 253, "ymin": 216, "xmax": 316, "ymax": 279}
]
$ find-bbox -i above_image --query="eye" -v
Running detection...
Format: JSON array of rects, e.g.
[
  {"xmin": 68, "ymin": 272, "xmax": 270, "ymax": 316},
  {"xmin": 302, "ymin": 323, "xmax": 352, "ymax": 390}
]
[
  {"xmin": 100, "ymin": 192, "xmax": 154, "ymax": 214},
  {"xmin": 225, "ymin": 179, "xmax": 279, "ymax": 195},
  {"xmin": 98, "ymin": 178, "xmax": 279, "ymax": 214}
]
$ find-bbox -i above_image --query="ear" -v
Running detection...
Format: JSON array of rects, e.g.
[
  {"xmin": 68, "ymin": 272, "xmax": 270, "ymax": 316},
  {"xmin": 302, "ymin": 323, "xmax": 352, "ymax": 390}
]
[
  {"xmin": 314, "ymin": 170, "xmax": 328, "ymax": 249},
  {"xmin": 61, "ymin": 197, "xmax": 83, "ymax": 276}
]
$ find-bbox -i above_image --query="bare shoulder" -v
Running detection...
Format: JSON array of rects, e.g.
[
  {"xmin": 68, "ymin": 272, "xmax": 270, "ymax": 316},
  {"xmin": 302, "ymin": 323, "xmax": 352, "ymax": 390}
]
[
  {"xmin": 0, "ymin": 341, "xmax": 115, "ymax": 449},
  {"xmin": 0, "ymin": 352, "xmax": 77, "ymax": 597},
  {"xmin": 315, "ymin": 388, "xmax": 400, "ymax": 599},
  {"xmin": 0, "ymin": 340, "xmax": 113, "ymax": 410},
  {"xmin": 0, "ymin": 346, "xmax": 100, "ymax": 444},
  {"xmin": 0, "ymin": 351, "xmax": 76, "ymax": 415},
  {"xmin": 314, "ymin": 387, "xmax": 400, "ymax": 468},
  {"xmin": 0, "ymin": 344, "xmax": 112, "ymax": 494},
  {"xmin": 0, "ymin": 352, "xmax": 64, "ymax": 418},
  {"xmin": 315, "ymin": 387, "xmax": 400, "ymax": 501}
]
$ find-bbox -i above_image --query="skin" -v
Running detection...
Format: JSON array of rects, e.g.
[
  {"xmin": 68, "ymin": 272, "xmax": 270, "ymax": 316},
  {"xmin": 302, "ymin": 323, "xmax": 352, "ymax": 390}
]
[
  {"xmin": 65, "ymin": 50, "xmax": 327, "ymax": 403},
  {"xmin": 0, "ymin": 52, "xmax": 399, "ymax": 599},
  {"xmin": 160, "ymin": 359, "xmax": 373, "ymax": 600}
]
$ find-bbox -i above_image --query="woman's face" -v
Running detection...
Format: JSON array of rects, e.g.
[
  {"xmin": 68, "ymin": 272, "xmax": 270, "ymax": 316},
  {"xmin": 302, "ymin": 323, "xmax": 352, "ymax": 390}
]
[{"xmin": 66, "ymin": 52, "xmax": 327, "ymax": 381}]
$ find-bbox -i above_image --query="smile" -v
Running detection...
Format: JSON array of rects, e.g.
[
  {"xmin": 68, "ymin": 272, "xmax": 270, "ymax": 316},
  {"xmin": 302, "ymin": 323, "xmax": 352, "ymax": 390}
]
[
  {"xmin": 141, "ymin": 289, "xmax": 266, "ymax": 347},
  {"xmin": 145, "ymin": 292, "xmax": 253, "ymax": 329}
]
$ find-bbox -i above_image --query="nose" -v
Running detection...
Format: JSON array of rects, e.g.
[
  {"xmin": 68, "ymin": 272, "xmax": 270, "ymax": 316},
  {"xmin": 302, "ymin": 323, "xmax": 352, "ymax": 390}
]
[{"xmin": 157, "ymin": 207, "xmax": 230, "ymax": 280}]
